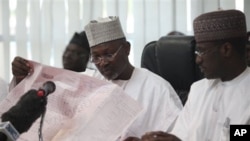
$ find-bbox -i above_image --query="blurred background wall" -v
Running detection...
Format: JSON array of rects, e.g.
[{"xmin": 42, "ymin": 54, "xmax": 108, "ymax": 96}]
[{"xmin": 0, "ymin": 0, "xmax": 248, "ymax": 82}]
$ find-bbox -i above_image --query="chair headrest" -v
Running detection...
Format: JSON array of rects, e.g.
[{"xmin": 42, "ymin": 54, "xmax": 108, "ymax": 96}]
[
  {"xmin": 155, "ymin": 36, "xmax": 203, "ymax": 91},
  {"xmin": 141, "ymin": 41, "xmax": 159, "ymax": 74}
]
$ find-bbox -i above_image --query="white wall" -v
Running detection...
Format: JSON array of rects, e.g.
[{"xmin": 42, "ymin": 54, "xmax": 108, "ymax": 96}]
[
  {"xmin": 245, "ymin": 0, "xmax": 250, "ymax": 31},
  {"xmin": 0, "ymin": 0, "xmax": 247, "ymax": 82}
]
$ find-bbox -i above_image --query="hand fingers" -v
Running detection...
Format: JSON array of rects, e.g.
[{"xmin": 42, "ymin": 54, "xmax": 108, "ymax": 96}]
[
  {"xmin": 12, "ymin": 56, "xmax": 33, "ymax": 77},
  {"xmin": 141, "ymin": 131, "xmax": 181, "ymax": 141},
  {"xmin": 142, "ymin": 131, "xmax": 165, "ymax": 138},
  {"xmin": 123, "ymin": 137, "xmax": 141, "ymax": 141}
]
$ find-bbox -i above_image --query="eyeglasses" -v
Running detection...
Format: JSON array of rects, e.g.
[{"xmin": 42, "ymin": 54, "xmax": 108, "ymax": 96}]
[
  {"xmin": 195, "ymin": 50, "xmax": 205, "ymax": 57},
  {"xmin": 91, "ymin": 45, "xmax": 123, "ymax": 64},
  {"xmin": 195, "ymin": 49, "xmax": 213, "ymax": 57},
  {"xmin": 195, "ymin": 43, "xmax": 222, "ymax": 57},
  {"xmin": 195, "ymin": 47, "xmax": 218, "ymax": 57}
]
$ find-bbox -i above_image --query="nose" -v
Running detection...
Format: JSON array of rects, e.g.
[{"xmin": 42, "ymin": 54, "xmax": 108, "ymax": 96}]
[
  {"xmin": 195, "ymin": 55, "xmax": 202, "ymax": 65},
  {"xmin": 98, "ymin": 58, "xmax": 109, "ymax": 67},
  {"xmin": 63, "ymin": 51, "xmax": 71, "ymax": 58}
]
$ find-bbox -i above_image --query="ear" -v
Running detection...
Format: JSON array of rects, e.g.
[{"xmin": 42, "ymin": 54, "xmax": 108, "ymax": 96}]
[
  {"xmin": 221, "ymin": 42, "xmax": 233, "ymax": 57},
  {"xmin": 124, "ymin": 41, "xmax": 131, "ymax": 55}
]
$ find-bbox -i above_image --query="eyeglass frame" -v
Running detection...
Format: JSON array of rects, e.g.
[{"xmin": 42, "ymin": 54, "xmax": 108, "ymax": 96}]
[
  {"xmin": 195, "ymin": 44, "xmax": 221, "ymax": 57},
  {"xmin": 91, "ymin": 45, "xmax": 123, "ymax": 64},
  {"xmin": 195, "ymin": 50, "xmax": 205, "ymax": 57}
]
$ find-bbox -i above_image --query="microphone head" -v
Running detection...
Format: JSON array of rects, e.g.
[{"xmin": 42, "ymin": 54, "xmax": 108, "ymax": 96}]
[{"xmin": 41, "ymin": 81, "xmax": 56, "ymax": 96}]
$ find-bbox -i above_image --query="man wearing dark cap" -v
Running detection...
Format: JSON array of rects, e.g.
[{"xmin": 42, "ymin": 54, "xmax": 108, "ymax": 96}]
[
  {"xmin": 62, "ymin": 31, "xmax": 98, "ymax": 76},
  {"xmin": 11, "ymin": 31, "xmax": 96, "ymax": 85},
  {"xmin": 62, "ymin": 31, "xmax": 90, "ymax": 72},
  {"xmin": 130, "ymin": 9, "xmax": 250, "ymax": 141}
]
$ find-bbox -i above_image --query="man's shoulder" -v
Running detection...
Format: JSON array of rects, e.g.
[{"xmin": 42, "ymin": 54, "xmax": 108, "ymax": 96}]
[
  {"xmin": 135, "ymin": 68, "xmax": 162, "ymax": 77},
  {"xmin": 134, "ymin": 67, "xmax": 173, "ymax": 87},
  {"xmin": 190, "ymin": 78, "xmax": 215, "ymax": 89}
]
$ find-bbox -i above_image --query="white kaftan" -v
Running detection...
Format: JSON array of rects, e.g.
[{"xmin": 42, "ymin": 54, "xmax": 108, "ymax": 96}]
[
  {"xmin": 112, "ymin": 67, "xmax": 183, "ymax": 139},
  {"xmin": 171, "ymin": 67, "xmax": 250, "ymax": 141}
]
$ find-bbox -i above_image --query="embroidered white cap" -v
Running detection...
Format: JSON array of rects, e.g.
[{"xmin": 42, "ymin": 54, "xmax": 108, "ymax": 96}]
[{"xmin": 84, "ymin": 16, "xmax": 125, "ymax": 47}]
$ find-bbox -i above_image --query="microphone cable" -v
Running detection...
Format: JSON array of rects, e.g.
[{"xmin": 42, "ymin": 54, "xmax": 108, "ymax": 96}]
[{"xmin": 38, "ymin": 105, "xmax": 46, "ymax": 141}]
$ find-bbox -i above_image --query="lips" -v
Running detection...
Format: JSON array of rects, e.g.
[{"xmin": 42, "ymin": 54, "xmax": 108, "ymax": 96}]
[
  {"xmin": 199, "ymin": 66, "xmax": 205, "ymax": 73},
  {"xmin": 63, "ymin": 61, "xmax": 71, "ymax": 66},
  {"xmin": 99, "ymin": 68, "xmax": 112, "ymax": 77},
  {"xmin": 101, "ymin": 69, "xmax": 111, "ymax": 75},
  {"xmin": 63, "ymin": 58, "xmax": 75, "ymax": 68},
  {"xmin": 63, "ymin": 58, "xmax": 73, "ymax": 64}
]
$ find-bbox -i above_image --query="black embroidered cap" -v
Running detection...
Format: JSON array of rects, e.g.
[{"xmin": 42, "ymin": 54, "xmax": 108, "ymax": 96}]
[{"xmin": 193, "ymin": 10, "xmax": 247, "ymax": 43}]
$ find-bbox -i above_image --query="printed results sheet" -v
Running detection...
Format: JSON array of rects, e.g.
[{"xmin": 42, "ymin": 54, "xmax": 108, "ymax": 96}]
[{"xmin": 0, "ymin": 61, "xmax": 143, "ymax": 141}]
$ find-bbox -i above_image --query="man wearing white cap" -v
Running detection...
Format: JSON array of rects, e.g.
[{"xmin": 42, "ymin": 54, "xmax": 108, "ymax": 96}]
[{"xmin": 84, "ymin": 16, "xmax": 183, "ymax": 140}]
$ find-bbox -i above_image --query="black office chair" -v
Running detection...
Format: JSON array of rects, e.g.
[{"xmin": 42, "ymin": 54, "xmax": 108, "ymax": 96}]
[
  {"xmin": 141, "ymin": 41, "xmax": 159, "ymax": 74},
  {"xmin": 141, "ymin": 36, "xmax": 203, "ymax": 105}
]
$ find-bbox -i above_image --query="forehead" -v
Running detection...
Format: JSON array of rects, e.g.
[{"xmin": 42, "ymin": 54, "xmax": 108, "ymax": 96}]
[
  {"xmin": 196, "ymin": 42, "xmax": 216, "ymax": 49},
  {"xmin": 66, "ymin": 43, "xmax": 83, "ymax": 50},
  {"xmin": 91, "ymin": 40, "xmax": 121, "ymax": 53}
]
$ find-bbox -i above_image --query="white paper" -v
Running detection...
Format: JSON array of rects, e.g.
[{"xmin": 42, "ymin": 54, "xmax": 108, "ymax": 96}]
[{"xmin": 0, "ymin": 61, "xmax": 143, "ymax": 141}]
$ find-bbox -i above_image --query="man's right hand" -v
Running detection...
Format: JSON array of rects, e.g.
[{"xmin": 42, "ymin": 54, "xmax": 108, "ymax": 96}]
[
  {"xmin": 141, "ymin": 131, "xmax": 181, "ymax": 141},
  {"xmin": 11, "ymin": 56, "xmax": 33, "ymax": 84},
  {"xmin": 123, "ymin": 137, "xmax": 141, "ymax": 141}
]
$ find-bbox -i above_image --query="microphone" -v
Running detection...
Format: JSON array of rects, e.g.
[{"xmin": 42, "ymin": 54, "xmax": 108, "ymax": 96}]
[
  {"xmin": 0, "ymin": 81, "xmax": 56, "ymax": 141},
  {"xmin": 37, "ymin": 81, "xmax": 56, "ymax": 97},
  {"xmin": 0, "ymin": 89, "xmax": 47, "ymax": 140}
]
